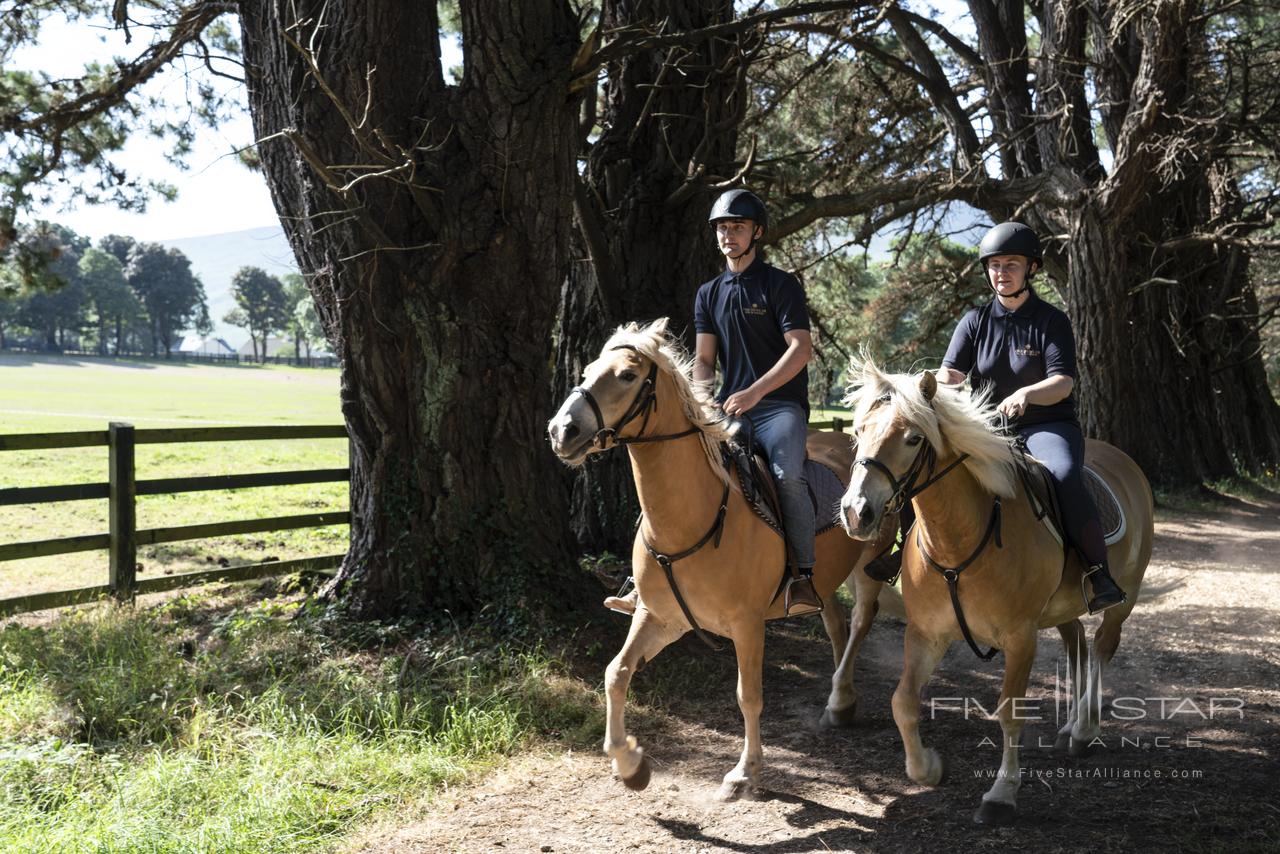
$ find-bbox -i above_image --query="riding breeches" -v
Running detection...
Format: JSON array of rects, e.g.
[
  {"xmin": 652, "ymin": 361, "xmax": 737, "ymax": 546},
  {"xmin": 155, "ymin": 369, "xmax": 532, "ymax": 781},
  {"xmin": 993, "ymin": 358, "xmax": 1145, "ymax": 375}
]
[
  {"xmin": 745, "ymin": 400, "xmax": 815, "ymax": 569},
  {"xmin": 1018, "ymin": 420, "xmax": 1108, "ymax": 567}
]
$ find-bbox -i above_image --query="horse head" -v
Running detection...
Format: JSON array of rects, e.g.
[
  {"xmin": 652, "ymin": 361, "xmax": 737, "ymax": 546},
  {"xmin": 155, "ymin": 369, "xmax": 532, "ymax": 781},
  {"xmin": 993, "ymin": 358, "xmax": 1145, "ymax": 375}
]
[
  {"xmin": 839, "ymin": 359, "xmax": 941, "ymax": 539},
  {"xmin": 548, "ymin": 317, "xmax": 728, "ymax": 466}
]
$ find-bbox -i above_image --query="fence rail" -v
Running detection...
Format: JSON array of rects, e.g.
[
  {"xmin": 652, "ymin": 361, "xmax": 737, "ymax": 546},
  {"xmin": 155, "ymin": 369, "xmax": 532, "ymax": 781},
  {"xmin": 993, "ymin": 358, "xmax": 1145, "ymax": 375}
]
[
  {"xmin": 0, "ymin": 422, "xmax": 349, "ymax": 617},
  {"xmin": 0, "ymin": 345, "xmax": 339, "ymax": 369}
]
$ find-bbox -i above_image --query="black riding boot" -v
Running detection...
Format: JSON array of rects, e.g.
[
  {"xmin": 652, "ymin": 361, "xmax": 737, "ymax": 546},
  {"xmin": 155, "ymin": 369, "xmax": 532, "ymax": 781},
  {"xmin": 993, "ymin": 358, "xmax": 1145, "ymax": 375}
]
[
  {"xmin": 784, "ymin": 567, "xmax": 823, "ymax": 616},
  {"xmin": 1084, "ymin": 562, "xmax": 1126, "ymax": 614}
]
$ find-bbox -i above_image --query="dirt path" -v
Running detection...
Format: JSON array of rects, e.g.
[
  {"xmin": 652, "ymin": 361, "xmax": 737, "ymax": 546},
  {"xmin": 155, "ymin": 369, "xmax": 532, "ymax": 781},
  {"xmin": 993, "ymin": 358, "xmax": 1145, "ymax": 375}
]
[{"xmin": 351, "ymin": 497, "xmax": 1280, "ymax": 853}]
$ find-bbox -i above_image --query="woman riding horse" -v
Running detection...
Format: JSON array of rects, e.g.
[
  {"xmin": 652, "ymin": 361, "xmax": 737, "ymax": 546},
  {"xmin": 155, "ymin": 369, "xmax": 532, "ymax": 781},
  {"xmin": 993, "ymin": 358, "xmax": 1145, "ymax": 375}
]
[{"xmin": 867, "ymin": 222, "xmax": 1125, "ymax": 615}]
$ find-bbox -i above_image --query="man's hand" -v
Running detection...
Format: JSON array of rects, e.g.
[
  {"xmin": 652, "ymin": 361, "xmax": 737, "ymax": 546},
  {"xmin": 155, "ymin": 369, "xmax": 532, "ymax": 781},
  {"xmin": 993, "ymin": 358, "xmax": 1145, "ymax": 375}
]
[
  {"xmin": 723, "ymin": 386, "xmax": 764, "ymax": 417},
  {"xmin": 997, "ymin": 389, "xmax": 1030, "ymax": 419}
]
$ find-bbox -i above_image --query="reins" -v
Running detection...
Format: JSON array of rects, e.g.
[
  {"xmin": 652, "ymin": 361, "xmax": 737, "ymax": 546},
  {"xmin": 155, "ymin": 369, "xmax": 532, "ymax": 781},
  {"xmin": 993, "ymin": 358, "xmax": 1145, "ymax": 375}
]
[
  {"xmin": 852, "ymin": 394, "xmax": 1004, "ymax": 661},
  {"xmin": 573, "ymin": 344, "xmax": 727, "ymax": 650}
]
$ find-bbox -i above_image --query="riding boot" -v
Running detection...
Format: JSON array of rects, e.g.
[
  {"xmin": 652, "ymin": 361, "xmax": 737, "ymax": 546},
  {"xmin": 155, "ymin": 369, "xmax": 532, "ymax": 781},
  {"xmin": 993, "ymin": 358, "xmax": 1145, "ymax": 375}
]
[
  {"xmin": 604, "ymin": 589, "xmax": 638, "ymax": 615},
  {"xmin": 1083, "ymin": 562, "xmax": 1126, "ymax": 614},
  {"xmin": 784, "ymin": 566, "xmax": 823, "ymax": 616},
  {"xmin": 864, "ymin": 548, "xmax": 902, "ymax": 583}
]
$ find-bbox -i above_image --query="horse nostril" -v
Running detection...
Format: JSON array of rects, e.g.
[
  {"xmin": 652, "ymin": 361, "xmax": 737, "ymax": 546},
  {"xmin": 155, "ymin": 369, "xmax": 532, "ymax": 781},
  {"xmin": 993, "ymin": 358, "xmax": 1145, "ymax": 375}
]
[
  {"xmin": 857, "ymin": 504, "xmax": 874, "ymax": 526},
  {"xmin": 564, "ymin": 423, "xmax": 580, "ymax": 442}
]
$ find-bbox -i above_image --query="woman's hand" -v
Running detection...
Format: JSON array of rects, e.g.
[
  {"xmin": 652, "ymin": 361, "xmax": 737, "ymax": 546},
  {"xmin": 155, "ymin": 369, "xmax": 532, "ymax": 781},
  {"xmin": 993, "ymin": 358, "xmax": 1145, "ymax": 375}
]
[{"xmin": 997, "ymin": 389, "xmax": 1030, "ymax": 419}]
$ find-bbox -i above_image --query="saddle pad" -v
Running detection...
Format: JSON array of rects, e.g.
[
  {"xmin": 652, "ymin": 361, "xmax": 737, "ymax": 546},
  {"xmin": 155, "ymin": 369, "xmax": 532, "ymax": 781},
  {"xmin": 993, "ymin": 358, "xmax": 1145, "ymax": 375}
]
[
  {"xmin": 1085, "ymin": 466, "xmax": 1126, "ymax": 546},
  {"xmin": 1033, "ymin": 465, "xmax": 1126, "ymax": 548},
  {"xmin": 738, "ymin": 457, "xmax": 846, "ymax": 538}
]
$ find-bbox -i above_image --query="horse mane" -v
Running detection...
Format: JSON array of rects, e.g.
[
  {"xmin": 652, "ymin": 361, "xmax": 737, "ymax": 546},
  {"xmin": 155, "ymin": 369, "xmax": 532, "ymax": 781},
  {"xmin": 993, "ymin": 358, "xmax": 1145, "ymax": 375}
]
[
  {"xmin": 842, "ymin": 354, "xmax": 1017, "ymax": 498},
  {"xmin": 602, "ymin": 319, "xmax": 734, "ymax": 485}
]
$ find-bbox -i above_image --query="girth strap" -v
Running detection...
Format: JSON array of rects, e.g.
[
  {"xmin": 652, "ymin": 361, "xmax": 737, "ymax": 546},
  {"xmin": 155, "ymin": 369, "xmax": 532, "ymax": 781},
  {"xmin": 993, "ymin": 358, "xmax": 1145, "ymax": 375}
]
[
  {"xmin": 917, "ymin": 498, "xmax": 1004, "ymax": 661},
  {"xmin": 640, "ymin": 479, "xmax": 731, "ymax": 651}
]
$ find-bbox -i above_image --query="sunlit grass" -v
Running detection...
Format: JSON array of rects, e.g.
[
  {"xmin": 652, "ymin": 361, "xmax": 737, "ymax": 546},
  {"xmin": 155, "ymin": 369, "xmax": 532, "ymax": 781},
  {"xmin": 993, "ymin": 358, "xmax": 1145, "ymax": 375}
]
[
  {"xmin": 0, "ymin": 586, "xmax": 606, "ymax": 852},
  {"xmin": 0, "ymin": 354, "xmax": 348, "ymax": 600}
]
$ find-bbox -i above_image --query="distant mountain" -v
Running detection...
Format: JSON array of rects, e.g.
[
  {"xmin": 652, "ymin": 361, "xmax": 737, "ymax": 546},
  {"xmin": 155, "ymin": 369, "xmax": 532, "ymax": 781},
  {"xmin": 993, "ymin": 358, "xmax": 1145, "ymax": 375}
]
[{"xmin": 159, "ymin": 226, "xmax": 298, "ymax": 347}]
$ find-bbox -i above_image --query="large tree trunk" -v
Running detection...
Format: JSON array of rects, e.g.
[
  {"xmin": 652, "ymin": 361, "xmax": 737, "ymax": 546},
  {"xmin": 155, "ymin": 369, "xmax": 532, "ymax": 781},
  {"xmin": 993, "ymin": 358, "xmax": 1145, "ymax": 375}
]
[
  {"xmin": 239, "ymin": 0, "xmax": 582, "ymax": 619},
  {"xmin": 555, "ymin": 0, "xmax": 742, "ymax": 554}
]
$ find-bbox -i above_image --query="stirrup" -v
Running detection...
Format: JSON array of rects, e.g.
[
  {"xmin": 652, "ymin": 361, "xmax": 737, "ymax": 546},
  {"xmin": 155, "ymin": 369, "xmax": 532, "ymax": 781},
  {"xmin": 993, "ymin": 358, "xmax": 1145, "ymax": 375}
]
[
  {"xmin": 1081, "ymin": 565, "xmax": 1126, "ymax": 615},
  {"xmin": 605, "ymin": 576, "xmax": 637, "ymax": 616},
  {"xmin": 783, "ymin": 575, "xmax": 823, "ymax": 617}
]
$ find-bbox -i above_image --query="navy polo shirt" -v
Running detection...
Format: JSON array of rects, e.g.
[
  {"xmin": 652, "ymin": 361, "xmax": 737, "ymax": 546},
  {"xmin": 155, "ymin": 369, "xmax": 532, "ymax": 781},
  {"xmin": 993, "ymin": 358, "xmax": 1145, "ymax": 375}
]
[
  {"xmin": 942, "ymin": 290, "xmax": 1078, "ymax": 426},
  {"xmin": 693, "ymin": 256, "xmax": 810, "ymax": 414}
]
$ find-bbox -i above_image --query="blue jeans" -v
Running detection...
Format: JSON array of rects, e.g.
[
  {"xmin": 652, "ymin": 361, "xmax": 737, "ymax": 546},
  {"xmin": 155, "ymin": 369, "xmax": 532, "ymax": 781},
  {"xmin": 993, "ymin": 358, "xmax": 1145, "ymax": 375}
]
[{"xmin": 745, "ymin": 400, "xmax": 815, "ymax": 569}]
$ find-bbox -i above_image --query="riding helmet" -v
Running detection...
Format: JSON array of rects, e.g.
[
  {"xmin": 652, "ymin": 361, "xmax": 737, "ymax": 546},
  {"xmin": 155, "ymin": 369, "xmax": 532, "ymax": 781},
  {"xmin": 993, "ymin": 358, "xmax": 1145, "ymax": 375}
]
[
  {"xmin": 978, "ymin": 222, "xmax": 1042, "ymax": 264},
  {"xmin": 708, "ymin": 189, "xmax": 768, "ymax": 231}
]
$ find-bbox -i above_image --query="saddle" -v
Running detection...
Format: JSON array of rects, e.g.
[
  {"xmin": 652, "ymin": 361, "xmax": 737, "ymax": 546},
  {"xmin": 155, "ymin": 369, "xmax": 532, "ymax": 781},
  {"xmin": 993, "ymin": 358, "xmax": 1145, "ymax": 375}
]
[
  {"xmin": 723, "ymin": 432, "xmax": 847, "ymax": 540},
  {"xmin": 1011, "ymin": 442, "xmax": 1126, "ymax": 549}
]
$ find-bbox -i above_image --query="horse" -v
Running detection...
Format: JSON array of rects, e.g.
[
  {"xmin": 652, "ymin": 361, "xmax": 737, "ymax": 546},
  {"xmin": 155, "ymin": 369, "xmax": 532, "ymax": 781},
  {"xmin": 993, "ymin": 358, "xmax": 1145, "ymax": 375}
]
[
  {"xmin": 836, "ymin": 358, "xmax": 1153, "ymax": 825},
  {"xmin": 547, "ymin": 318, "xmax": 895, "ymax": 800}
]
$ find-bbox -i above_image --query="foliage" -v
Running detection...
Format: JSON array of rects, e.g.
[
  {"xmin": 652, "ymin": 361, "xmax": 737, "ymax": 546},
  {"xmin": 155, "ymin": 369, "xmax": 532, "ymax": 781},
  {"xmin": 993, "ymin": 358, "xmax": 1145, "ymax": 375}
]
[
  {"xmin": 0, "ymin": 587, "xmax": 603, "ymax": 851},
  {"xmin": 125, "ymin": 241, "xmax": 210, "ymax": 355},
  {"xmin": 224, "ymin": 265, "xmax": 289, "ymax": 361}
]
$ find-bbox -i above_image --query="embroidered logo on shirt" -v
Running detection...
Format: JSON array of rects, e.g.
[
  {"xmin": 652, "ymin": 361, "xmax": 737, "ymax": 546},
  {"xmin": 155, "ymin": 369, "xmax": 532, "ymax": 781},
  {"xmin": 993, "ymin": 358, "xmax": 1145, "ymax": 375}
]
[
  {"xmin": 742, "ymin": 302, "xmax": 768, "ymax": 316},
  {"xmin": 1015, "ymin": 345, "xmax": 1041, "ymax": 357}
]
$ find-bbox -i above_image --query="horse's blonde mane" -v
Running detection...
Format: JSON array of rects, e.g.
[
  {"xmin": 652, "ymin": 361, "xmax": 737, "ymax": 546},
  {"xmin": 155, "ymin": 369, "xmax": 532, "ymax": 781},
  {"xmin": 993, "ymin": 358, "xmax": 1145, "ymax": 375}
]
[
  {"xmin": 602, "ymin": 319, "xmax": 733, "ymax": 485},
  {"xmin": 842, "ymin": 355, "xmax": 1017, "ymax": 498}
]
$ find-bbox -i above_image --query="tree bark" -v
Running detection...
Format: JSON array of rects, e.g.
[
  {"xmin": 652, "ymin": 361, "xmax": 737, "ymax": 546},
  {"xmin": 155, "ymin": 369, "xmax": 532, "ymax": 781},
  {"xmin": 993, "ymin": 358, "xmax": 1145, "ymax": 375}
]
[
  {"xmin": 239, "ymin": 0, "xmax": 582, "ymax": 620},
  {"xmin": 555, "ymin": 0, "xmax": 742, "ymax": 555}
]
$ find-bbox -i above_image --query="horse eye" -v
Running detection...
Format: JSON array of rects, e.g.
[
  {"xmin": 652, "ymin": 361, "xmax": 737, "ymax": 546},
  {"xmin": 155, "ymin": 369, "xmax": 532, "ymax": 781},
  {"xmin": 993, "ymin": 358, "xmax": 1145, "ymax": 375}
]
[
  {"xmin": 619, "ymin": 370, "xmax": 637, "ymax": 382},
  {"xmin": 906, "ymin": 434, "xmax": 923, "ymax": 446}
]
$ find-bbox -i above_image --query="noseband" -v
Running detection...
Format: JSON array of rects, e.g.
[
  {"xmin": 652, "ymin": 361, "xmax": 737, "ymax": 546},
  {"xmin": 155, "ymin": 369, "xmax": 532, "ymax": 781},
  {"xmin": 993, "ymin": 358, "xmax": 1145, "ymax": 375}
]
[{"xmin": 568, "ymin": 344, "xmax": 699, "ymax": 449}]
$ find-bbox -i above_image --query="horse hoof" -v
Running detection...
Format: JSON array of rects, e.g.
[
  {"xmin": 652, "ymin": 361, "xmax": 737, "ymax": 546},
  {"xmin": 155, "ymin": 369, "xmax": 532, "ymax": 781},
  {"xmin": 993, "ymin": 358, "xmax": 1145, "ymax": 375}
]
[
  {"xmin": 819, "ymin": 704, "xmax": 857, "ymax": 729},
  {"xmin": 1054, "ymin": 732, "xmax": 1072, "ymax": 754},
  {"xmin": 974, "ymin": 799, "xmax": 1017, "ymax": 826},
  {"xmin": 621, "ymin": 756, "xmax": 651, "ymax": 791},
  {"xmin": 716, "ymin": 778, "xmax": 757, "ymax": 802}
]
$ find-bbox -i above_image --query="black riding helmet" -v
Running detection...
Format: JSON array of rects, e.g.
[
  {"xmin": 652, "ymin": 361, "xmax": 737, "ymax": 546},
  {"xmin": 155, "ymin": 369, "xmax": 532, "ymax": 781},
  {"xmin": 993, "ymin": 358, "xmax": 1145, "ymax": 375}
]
[
  {"xmin": 709, "ymin": 189, "xmax": 767, "ymax": 259},
  {"xmin": 978, "ymin": 221, "xmax": 1041, "ymax": 297}
]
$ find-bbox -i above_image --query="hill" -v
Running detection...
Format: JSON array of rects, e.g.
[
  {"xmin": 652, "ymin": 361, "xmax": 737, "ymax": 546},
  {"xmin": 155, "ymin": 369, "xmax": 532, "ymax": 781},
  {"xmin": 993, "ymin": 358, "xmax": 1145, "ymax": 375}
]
[{"xmin": 159, "ymin": 226, "xmax": 298, "ymax": 347}]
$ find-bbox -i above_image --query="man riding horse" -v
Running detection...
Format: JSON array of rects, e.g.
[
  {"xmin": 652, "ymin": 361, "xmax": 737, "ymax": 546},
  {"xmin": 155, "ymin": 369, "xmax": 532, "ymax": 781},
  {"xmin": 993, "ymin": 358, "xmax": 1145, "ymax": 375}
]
[{"xmin": 609, "ymin": 188, "xmax": 822, "ymax": 617}]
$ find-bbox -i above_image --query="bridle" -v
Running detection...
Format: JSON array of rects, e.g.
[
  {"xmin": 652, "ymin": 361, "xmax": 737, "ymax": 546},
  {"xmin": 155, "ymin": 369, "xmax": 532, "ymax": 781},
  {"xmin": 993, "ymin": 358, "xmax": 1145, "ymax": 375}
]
[
  {"xmin": 567, "ymin": 343, "xmax": 727, "ymax": 651},
  {"xmin": 852, "ymin": 397, "xmax": 969, "ymax": 514},
  {"xmin": 851, "ymin": 394, "xmax": 1003, "ymax": 663},
  {"xmin": 567, "ymin": 344, "xmax": 699, "ymax": 449}
]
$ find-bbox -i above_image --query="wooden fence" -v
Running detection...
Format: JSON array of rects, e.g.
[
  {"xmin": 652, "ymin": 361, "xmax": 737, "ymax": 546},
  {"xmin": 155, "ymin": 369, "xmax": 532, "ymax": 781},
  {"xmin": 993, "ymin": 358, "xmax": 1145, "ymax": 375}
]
[{"xmin": 0, "ymin": 423, "xmax": 349, "ymax": 617}]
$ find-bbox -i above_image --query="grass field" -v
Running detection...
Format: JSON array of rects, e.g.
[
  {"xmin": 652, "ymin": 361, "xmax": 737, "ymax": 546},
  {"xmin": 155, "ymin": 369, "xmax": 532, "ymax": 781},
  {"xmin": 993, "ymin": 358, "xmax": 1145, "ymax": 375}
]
[{"xmin": 0, "ymin": 353, "xmax": 348, "ymax": 602}]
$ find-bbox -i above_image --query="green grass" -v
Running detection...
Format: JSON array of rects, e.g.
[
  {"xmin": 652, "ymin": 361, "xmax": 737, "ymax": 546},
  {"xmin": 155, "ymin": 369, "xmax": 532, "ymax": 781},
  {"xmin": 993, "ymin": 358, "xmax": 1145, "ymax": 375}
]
[
  {"xmin": 0, "ymin": 585, "xmax": 605, "ymax": 852},
  {"xmin": 809, "ymin": 404, "xmax": 851, "ymax": 425},
  {"xmin": 0, "ymin": 353, "xmax": 348, "ymax": 601}
]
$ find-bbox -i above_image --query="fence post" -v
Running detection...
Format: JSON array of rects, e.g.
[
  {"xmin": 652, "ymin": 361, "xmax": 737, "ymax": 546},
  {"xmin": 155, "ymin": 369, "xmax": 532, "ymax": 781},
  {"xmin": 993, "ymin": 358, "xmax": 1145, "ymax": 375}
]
[
  {"xmin": 109, "ymin": 422, "xmax": 137, "ymax": 601},
  {"xmin": 833, "ymin": 417, "xmax": 845, "ymax": 432}
]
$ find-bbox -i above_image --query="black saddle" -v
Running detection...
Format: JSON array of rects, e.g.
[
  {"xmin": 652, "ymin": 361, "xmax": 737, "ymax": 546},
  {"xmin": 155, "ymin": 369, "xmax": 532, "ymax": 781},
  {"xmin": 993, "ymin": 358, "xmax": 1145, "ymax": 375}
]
[
  {"xmin": 1010, "ymin": 440, "xmax": 1126, "ymax": 548},
  {"xmin": 722, "ymin": 424, "xmax": 846, "ymax": 540}
]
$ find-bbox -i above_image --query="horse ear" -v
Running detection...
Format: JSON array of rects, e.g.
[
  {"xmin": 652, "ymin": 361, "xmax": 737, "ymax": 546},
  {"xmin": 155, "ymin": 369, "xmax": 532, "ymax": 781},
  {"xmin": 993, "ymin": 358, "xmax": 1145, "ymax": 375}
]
[
  {"xmin": 648, "ymin": 317, "xmax": 670, "ymax": 337},
  {"xmin": 919, "ymin": 370, "xmax": 937, "ymax": 402}
]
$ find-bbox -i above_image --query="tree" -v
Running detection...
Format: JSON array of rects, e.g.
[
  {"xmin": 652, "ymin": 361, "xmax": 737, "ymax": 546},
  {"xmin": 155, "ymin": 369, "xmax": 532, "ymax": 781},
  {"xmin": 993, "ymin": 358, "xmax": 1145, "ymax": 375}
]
[
  {"xmin": 78, "ymin": 247, "xmax": 138, "ymax": 354},
  {"xmin": 281, "ymin": 272, "xmax": 322, "ymax": 359},
  {"xmin": 225, "ymin": 265, "xmax": 288, "ymax": 361},
  {"xmin": 14, "ymin": 222, "xmax": 90, "ymax": 351},
  {"xmin": 748, "ymin": 0, "xmax": 1280, "ymax": 485},
  {"xmin": 125, "ymin": 242, "xmax": 208, "ymax": 356},
  {"xmin": 553, "ymin": 0, "xmax": 748, "ymax": 554}
]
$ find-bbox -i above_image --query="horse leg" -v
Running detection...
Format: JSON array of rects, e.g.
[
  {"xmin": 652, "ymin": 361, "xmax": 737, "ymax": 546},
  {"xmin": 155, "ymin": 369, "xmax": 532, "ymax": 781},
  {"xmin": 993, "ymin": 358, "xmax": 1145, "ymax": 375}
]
[
  {"xmin": 718, "ymin": 622, "xmax": 765, "ymax": 801},
  {"xmin": 1069, "ymin": 609, "xmax": 1125, "ymax": 757},
  {"xmin": 974, "ymin": 627, "xmax": 1037, "ymax": 826},
  {"xmin": 1054, "ymin": 618, "xmax": 1087, "ymax": 753},
  {"xmin": 821, "ymin": 575, "xmax": 881, "ymax": 729},
  {"xmin": 603, "ymin": 610, "xmax": 685, "ymax": 790},
  {"xmin": 891, "ymin": 625, "xmax": 949, "ymax": 786},
  {"xmin": 820, "ymin": 587, "xmax": 849, "ymax": 668}
]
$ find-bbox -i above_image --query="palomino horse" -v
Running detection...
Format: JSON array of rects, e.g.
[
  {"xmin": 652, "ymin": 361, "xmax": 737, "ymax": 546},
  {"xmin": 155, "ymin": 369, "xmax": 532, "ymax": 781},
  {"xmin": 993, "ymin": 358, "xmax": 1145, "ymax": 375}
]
[
  {"xmin": 838, "ymin": 360, "xmax": 1153, "ymax": 825},
  {"xmin": 547, "ymin": 319, "xmax": 895, "ymax": 799}
]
